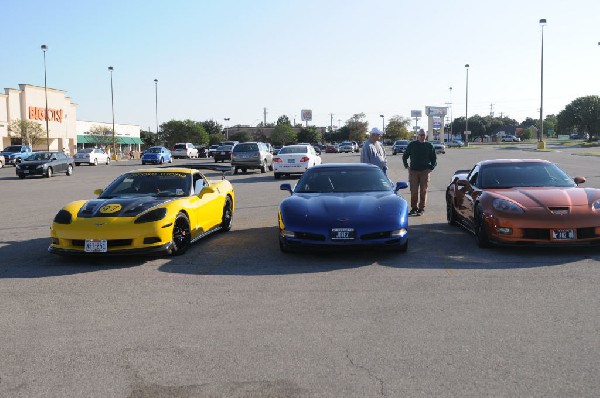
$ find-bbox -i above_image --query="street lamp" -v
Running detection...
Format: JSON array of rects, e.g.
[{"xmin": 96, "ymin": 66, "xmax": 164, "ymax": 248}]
[
  {"xmin": 379, "ymin": 114, "xmax": 385, "ymax": 133},
  {"xmin": 465, "ymin": 64, "xmax": 469, "ymax": 143},
  {"xmin": 449, "ymin": 87, "xmax": 453, "ymax": 138},
  {"xmin": 539, "ymin": 18, "xmax": 547, "ymax": 143},
  {"xmin": 224, "ymin": 118, "xmax": 230, "ymax": 139},
  {"xmin": 108, "ymin": 66, "xmax": 116, "ymax": 158},
  {"xmin": 41, "ymin": 44, "xmax": 50, "ymax": 150},
  {"xmin": 154, "ymin": 79, "xmax": 159, "ymax": 134}
]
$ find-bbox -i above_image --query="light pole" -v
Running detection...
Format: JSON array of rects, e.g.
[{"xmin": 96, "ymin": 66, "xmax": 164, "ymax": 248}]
[
  {"xmin": 380, "ymin": 114, "xmax": 385, "ymax": 133},
  {"xmin": 224, "ymin": 118, "xmax": 230, "ymax": 139},
  {"xmin": 449, "ymin": 87, "xmax": 453, "ymax": 138},
  {"xmin": 465, "ymin": 64, "xmax": 469, "ymax": 144},
  {"xmin": 41, "ymin": 44, "xmax": 50, "ymax": 150},
  {"xmin": 154, "ymin": 79, "xmax": 159, "ymax": 135},
  {"xmin": 108, "ymin": 66, "xmax": 116, "ymax": 158},
  {"xmin": 539, "ymin": 18, "xmax": 547, "ymax": 143}
]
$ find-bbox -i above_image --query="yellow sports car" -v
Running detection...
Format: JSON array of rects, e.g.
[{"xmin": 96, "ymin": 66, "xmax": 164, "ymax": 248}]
[{"xmin": 49, "ymin": 166, "xmax": 234, "ymax": 256}]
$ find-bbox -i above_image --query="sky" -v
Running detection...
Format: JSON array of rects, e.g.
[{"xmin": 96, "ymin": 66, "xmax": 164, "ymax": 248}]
[{"xmin": 2, "ymin": 0, "xmax": 600, "ymax": 133}]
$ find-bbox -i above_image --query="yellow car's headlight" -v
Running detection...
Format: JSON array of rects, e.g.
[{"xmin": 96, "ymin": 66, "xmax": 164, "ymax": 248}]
[
  {"xmin": 135, "ymin": 208, "xmax": 167, "ymax": 224},
  {"xmin": 53, "ymin": 209, "xmax": 73, "ymax": 224}
]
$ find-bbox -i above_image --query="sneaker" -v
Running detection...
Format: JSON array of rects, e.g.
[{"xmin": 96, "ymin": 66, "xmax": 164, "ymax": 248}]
[
  {"xmin": 417, "ymin": 209, "xmax": 425, "ymax": 216},
  {"xmin": 409, "ymin": 208, "xmax": 419, "ymax": 216}
]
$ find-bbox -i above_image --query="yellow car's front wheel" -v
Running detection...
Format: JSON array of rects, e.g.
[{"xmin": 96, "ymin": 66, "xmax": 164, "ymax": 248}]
[{"xmin": 171, "ymin": 212, "xmax": 191, "ymax": 255}]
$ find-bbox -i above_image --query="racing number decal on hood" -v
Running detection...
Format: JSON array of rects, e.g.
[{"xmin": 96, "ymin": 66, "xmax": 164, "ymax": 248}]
[{"xmin": 100, "ymin": 204, "xmax": 122, "ymax": 214}]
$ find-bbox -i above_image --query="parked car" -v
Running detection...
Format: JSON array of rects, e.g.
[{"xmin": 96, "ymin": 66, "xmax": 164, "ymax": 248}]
[
  {"xmin": 278, "ymin": 163, "xmax": 409, "ymax": 252},
  {"xmin": 325, "ymin": 144, "xmax": 340, "ymax": 153},
  {"xmin": 48, "ymin": 165, "xmax": 235, "ymax": 256},
  {"xmin": 1, "ymin": 145, "xmax": 33, "ymax": 166},
  {"xmin": 141, "ymin": 146, "xmax": 173, "ymax": 165},
  {"xmin": 431, "ymin": 141, "xmax": 446, "ymax": 154},
  {"xmin": 74, "ymin": 148, "xmax": 110, "ymax": 166},
  {"xmin": 446, "ymin": 140, "xmax": 465, "ymax": 148},
  {"xmin": 501, "ymin": 135, "xmax": 521, "ymax": 142},
  {"xmin": 339, "ymin": 142, "xmax": 355, "ymax": 153},
  {"xmin": 16, "ymin": 151, "xmax": 74, "ymax": 178},
  {"xmin": 172, "ymin": 143, "xmax": 198, "ymax": 159},
  {"xmin": 273, "ymin": 145, "xmax": 283, "ymax": 155},
  {"xmin": 207, "ymin": 145, "xmax": 220, "ymax": 158},
  {"xmin": 0, "ymin": 153, "xmax": 4, "ymax": 168},
  {"xmin": 273, "ymin": 144, "xmax": 322, "ymax": 179},
  {"xmin": 392, "ymin": 140, "xmax": 410, "ymax": 155},
  {"xmin": 214, "ymin": 145, "xmax": 234, "ymax": 163},
  {"xmin": 231, "ymin": 142, "xmax": 273, "ymax": 174},
  {"xmin": 445, "ymin": 159, "xmax": 600, "ymax": 247},
  {"xmin": 569, "ymin": 132, "xmax": 589, "ymax": 140}
]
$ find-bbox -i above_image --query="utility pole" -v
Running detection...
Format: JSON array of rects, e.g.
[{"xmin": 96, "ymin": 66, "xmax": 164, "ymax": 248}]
[
  {"xmin": 263, "ymin": 107, "xmax": 267, "ymax": 125},
  {"xmin": 329, "ymin": 113, "xmax": 334, "ymax": 131},
  {"xmin": 490, "ymin": 103, "xmax": 494, "ymax": 117}
]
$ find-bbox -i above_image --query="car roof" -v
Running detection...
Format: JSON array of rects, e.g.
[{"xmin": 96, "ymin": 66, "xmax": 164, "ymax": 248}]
[
  {"xmin": 479, "ymin": 159, "xmax": 550, "ymax": 166},
  {"xmin": 128, "ymin": 168, "xmax": 196, "ymax": 175},
  {"xmin": 309, "ymin": 163, "xmax": 380, "ymax": 170}
]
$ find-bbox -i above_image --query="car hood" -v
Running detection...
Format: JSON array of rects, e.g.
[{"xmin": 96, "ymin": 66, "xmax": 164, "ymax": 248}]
[
  {"xmin": 488, "ymin": 187, "xmax": 597, "ymax": 207},
  {"xmin": 76, "ymin": 197, "xmax": 174, "ymax": 218},
  {"xmin": 280, "ymin": 192, "xmax": 406, "ymax": 226}
]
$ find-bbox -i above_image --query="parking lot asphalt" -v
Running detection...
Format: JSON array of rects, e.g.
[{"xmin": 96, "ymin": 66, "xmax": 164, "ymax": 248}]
[{"xmin": 0, "ymin": 143, "xmax": 599, "ymax": 397}]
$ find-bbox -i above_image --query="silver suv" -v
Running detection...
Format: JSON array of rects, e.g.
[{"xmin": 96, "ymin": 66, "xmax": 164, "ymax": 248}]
[
  {"xmin": 231, "ymin": 142, "xmax": 273, "ymax": 174},
  {"xmin": 172, "ymin": 143, "xmax": 198, "ymax": 159}
]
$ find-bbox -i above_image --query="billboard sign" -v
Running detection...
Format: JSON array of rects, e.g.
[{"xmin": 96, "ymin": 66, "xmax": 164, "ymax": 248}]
[
  {"xmin": 425, "ymin": 106, "xmax": 447, "ymax": 116},
  {"xmin": 301, "ymin": 109, "xmax": 312, "ymax": 121},
  {"xmin": 411, "ymin": 110, "xmax": 422, "ymax": 118}
]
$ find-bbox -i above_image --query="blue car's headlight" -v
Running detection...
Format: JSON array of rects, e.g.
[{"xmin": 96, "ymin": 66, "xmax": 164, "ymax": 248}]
[
  {"xmin": 492, "ymin": 198, "xmax": 524, "ymax": 213},
  {"xmin": 135, "ymin": 208, "xmax": 167, "ymax": 224},
  {"xmin": 53, "ymin": 209, "xmax": 73, "ymax": 224}
]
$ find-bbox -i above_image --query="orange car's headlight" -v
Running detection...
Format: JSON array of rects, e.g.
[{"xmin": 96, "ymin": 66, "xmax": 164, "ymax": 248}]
[
  {"xmin": 492, "ymin": 198, "xmax": 524, "ymax": 214},
  {"xmin": 592, "ymin": 199, "xmax": 600, "ymax": 211}
]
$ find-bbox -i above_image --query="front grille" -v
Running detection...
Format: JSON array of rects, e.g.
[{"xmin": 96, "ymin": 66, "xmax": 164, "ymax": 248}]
[
  {"xmin": 295, "ymin": 232, "xmax": 325, "ymax": 241},
  {"xmin": 361, "ymin": 231, "xmax": 393, "ymax": 240},
  {"xmin": 72, "ymin": 239, "xmax": 133, "ymax": 248}
]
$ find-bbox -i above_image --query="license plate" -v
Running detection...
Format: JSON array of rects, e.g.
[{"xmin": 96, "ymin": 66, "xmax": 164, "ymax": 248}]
[
  {"xmin": 330, "ymin": 228, "xmax": 355, "ymax": 240},
  {"xmin": 24, "ymin": 170, "xmax": 29, "ymax": 174},
  {"xmin": 221, "ymin": 151, "xmax": 226, "ymax": 155},
  {"xmin": 552, "ymin": 229, "xmax": 575, "ymax": 240},
  {"xmin": 287, "ymin": 159, "xmax": 295, "ymax": 163},
  {"xmin": 85, "ymin": 239, "xmax": 108, "ymax": 252}
]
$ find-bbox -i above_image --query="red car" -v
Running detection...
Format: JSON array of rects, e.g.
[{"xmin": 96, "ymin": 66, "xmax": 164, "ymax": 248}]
[
  {"xmin": 446, "ymin": 159, "xmax": 600, "ymax": 247},
  {"xmin": 325, "ymin": 145, "xmax": 340, "ymax": 153}
]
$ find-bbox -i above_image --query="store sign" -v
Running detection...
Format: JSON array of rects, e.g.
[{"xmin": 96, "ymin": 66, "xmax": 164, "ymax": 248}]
[
  {"xmin": 301, "ymin": 109, "xmax": 312, "ymax": 121},
  {"xmin": 425, "ymin": 106, "xmax": 447, "ymax": 117},
  {"xmin": 29, "ymin": 106, "xmax": 64, "ymax": 123}
]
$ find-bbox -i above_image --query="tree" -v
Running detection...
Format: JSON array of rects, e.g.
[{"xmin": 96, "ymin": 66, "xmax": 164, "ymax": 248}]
[
  {"xmin": 8, "ymin": 119, "xmax": 45, "ymax": 147},
  {"xmin": 297, "ymin": 126, "xmax": 322, "ymax": 144},
  {"xmin": 276, "ymin": 115, "xmax": 292, "ymax": 126},
  {"xmin": 385, "ymin": 115, "xmax": 412, "ymax": 140},
  {"xmin": 87, "ymin": 124, "xmax": 116, "ymax": 149},
  {"xmin": 201, "ymin": 120, "xmax": 224, "ymax": 136},
  {"xmin": 271, "ymin": 123, "xmax": 297, "ymax": 145},
  {"xmin": 229, "ymin": 130, "xmax": 252, "ymax": 142},
  {"xmin": 140, "ymin": 130, "xmax": 160, "ymax": 147},
  {"xmin": 160, "ymin": 119, "xmax": 209, "ymax": 147},
  {"xmin": 346, "ymin": 113, "xmax": 369, "ymax": 142},
  {"xmin": 557, "ymin": 96, "xmax": 600, "ymax": 141}
]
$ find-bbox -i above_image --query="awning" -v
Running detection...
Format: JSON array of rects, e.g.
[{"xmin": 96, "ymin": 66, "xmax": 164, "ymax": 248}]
[
  {"xmin": 76, "ymin": 135, "xmax": 95, "ymax": 144},
  {"xmin": 76, "ymin": 135, "xmax": 143, "ymax": 145}
]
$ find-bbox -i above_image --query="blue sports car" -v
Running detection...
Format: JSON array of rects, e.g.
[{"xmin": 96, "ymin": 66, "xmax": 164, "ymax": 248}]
[
  {"xmin": 278, "ymin": 163, "xmax": 409, "ymax": 252},
  {"xmin": 141, "ymin": 146, "xmax": 173, "ymax": 165}
]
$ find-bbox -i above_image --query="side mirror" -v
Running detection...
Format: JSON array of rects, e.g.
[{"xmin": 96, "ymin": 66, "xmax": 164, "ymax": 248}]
[
  {"xmin": 200, "ymin": 186, "xmax": 216, "ymax": 194},
  {"xmin": 280, "ymin": 183, "xmax": 292, "ymax": 194},
  {"xmin": 94, "ymin": 189, "xmax": 103, "ymax": 196},
  {"xmin": 574, "ymin": 176, "xmax": 586, "ymax": 185},
  {"xmin": 394, "ymin": 181, "xmax": 408, "ymax": 192}
]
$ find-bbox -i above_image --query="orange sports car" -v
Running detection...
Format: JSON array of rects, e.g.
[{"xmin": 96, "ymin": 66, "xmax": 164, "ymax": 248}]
[{"xmin": 445, "ymin": 159, "xmax": 600, "ymax": 247}]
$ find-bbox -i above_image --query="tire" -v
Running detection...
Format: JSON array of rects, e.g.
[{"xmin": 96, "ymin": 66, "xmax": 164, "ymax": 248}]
[
  {"xmin": 46, "ymin": 167, "xmax": 53, "ymax": 178},
  {"xmin": 279, "ymin": 235, "xmax": 291, "ymax": 253},
  {"xmin": 260, "ymin": 160, "xmax": 267, "ymax": 173},
  {"xmin": 171, "ymin": 212, "xmax": 191, "ymax": 255},
  {"xmin": 18, "ymin": 174, "xmax": 25, "ymax": 179},
  {"xmin": 268, "ymin": 163, "xmax": 274, "ymax": 171},
  {"xmin": 233, "ymin": 167, "xmax": 239, "ymax": 175},
  {"xmin": 159, "ymin": 157, "xmax": 164, "ymax": 164},
  {"xmin": 168, "ymin": 157, "xmax": 173, "ymax": 163},
  {"xmin": 75, "ymin": 163, "xmax": 80, "ymax": 167},
  {"xmin": 214, "ymin": 158, "xmax": 218, "ymax": 163},
  {"xmin": 220, "ymin": 196, "xmax": 233, "ymax": 232},
  {"xmin": 397, "ymin": 240, "xmax": 408, "ymax": 252},
  {"xmin": 66, "ymin": 164, "xmax": 73, "ymax": 176},
  {"xmin": 446, "ymin": 196, "xmax": 457, "ymax": 225},
  {"xmin": 142, "ymin": 161, "xmax": 146, "ymax": 165},
  {"xmin": 93, "ymin": 158, "xmax": 98, "ymax": 166},
  {"xmin": 242, "ymin": 168, "xmax": 247, "ymax": 174},
  {"xmin": 274, "ymin": 173, "xmax": 282, "ymax": 180},
  {"xmin": 475, "ymin": 207, "xmax": 491, "ymax": 248}
]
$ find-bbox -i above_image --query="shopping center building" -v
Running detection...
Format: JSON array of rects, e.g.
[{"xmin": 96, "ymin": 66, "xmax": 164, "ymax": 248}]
[{"xmin": 0, "ymin": 84, "xmax": 142, "ymax": 154}]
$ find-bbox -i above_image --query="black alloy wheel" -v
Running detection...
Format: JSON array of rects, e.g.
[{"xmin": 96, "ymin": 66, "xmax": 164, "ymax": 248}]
[
  {"xmin": 171, "ymin": 212, "xmax": 191, "ymax": 255},
  {"xmin": 221, "ymin": 197, "xmax": 233, "ymax": 232}
]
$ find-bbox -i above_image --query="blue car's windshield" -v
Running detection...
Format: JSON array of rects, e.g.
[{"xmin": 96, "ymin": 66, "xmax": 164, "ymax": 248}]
[
  {"xmin": 146, "ymin": 147, "xmax": 163, "ymax": 154},
  {"xmin": 295, "ymin": 168, "xmax": 392, "ymax": 193}
]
